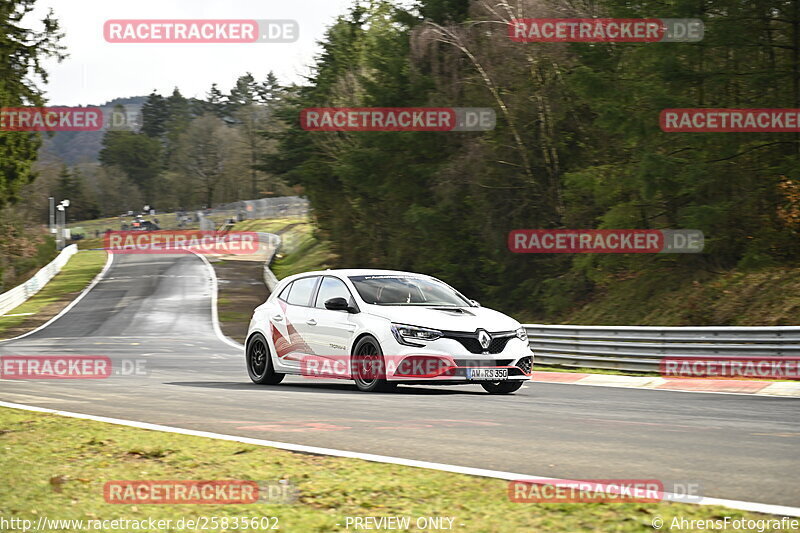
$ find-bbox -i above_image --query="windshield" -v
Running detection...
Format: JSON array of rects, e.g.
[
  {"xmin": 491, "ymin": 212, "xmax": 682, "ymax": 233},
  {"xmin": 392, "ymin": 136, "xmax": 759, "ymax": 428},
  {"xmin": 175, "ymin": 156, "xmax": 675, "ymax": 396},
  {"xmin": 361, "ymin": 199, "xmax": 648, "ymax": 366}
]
[{"xmin": 348, "ymin": 275, "xmax": 471, "ymax": 307}]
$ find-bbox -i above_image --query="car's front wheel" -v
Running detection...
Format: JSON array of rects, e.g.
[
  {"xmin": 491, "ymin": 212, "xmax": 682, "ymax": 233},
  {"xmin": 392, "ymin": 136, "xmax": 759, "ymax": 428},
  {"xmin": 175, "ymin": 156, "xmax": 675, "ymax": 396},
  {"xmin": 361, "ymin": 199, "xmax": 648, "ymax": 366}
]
[
  {"xmin": 351, "ymin": 335, "xmax": 395, "ymax": 393},
  {"xmin": 246, "ymin": 333, "xmax": 284, "ymax": 385},
  {"xmin": 481, "ymin": 381, "xmax": 524, "ymax": 394}
]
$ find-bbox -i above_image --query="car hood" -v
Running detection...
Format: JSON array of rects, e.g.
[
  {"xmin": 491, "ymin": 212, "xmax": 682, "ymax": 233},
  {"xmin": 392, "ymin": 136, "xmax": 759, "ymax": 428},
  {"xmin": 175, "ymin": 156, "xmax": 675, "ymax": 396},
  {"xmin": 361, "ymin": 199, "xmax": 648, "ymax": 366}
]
[{"xmin": 364, "ymin": 305, "xmax": 520, "ymax": 333}]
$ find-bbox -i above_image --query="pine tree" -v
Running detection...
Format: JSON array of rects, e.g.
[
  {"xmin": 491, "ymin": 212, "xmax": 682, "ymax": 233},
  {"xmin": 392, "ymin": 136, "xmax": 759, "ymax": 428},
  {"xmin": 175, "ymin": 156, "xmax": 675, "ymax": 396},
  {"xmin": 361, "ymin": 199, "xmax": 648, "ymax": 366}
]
[
  {"xmin": 165, "ymin": 87, "xmax": 192, "ymax": 164},
  {"xmin": 204, "ymin": 83, "xmax": 227, "ymax": 118},
  {"xmin": 140, "ymin": 91, "xmax": 168, "ymax": 138},
  {"xmin": 227, "ymin": 73, "xmax": 259, "ymax": 113},
  {"xmin": 258, "ymin": 72, "xmax": 283, "ymax": 105},
  {"xmin": 0, "ymin": 0, "xmax": 65, "ymax": 207}
]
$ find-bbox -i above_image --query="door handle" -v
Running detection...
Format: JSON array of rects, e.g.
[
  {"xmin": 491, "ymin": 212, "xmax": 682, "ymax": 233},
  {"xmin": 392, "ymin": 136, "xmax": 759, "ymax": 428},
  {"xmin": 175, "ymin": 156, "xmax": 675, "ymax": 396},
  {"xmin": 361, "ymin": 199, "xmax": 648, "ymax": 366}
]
[
  {"xmin": 272, "ymin": 314, "xmax": 284, "ymax": 322},
  {"xmin": 306, "ymin": 319, "xmax": 317, "ymax": 326}
]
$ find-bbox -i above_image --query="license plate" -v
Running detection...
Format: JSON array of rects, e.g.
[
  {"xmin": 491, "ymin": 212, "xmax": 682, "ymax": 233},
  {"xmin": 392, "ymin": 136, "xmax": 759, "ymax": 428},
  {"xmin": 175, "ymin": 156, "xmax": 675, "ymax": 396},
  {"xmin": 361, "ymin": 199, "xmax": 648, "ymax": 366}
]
[{"xmin": 467, "ymin": 368, "xmax": 508, "ymax": 380}]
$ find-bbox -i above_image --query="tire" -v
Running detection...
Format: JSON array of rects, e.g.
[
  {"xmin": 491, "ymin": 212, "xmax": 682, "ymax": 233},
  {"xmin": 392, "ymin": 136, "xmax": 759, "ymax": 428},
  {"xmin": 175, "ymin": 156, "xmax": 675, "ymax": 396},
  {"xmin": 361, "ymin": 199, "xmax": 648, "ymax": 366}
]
[
  {"xmin": 481, "ymin": 381, "xmax": 524, "ymax": 394},
  {"xmin": 246, "ymin": 333, "xmax": 284, "ymax": 385},
  {"xmin": 351, "ymin": 335, "xmax": 396, "ymax": 393}
]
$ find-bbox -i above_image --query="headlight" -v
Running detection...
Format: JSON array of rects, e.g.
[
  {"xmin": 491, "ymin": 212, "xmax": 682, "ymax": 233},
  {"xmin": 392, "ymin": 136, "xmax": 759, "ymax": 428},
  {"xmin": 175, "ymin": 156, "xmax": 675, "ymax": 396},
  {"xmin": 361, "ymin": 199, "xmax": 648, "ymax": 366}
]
[
  {"xmin": 391, "ymin": 323, "xmax": 443, "ymax": 346},
  {"xmin": 516, "ymin": 327, "xmax": 528, "ymax": 342}
]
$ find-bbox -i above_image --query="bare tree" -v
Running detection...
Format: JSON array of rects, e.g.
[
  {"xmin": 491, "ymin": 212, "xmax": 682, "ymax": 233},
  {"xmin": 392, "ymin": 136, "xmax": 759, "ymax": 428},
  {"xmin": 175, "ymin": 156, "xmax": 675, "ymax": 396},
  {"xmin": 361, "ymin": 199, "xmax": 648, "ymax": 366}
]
[{"xmin": 175, "ymin": 114, "xmax": 243, "ymax": 207}]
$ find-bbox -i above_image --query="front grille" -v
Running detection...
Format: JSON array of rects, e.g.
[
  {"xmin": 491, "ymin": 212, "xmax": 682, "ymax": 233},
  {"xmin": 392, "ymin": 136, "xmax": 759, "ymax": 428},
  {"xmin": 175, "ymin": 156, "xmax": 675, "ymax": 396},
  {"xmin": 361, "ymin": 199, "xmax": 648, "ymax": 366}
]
[
  {"xmin": 442, "ymin": 331, "xmax": 515, "ymax": 354},
  {"xmin": 453, "ymin": 359, "xmax": 514, "ymax": 367}
]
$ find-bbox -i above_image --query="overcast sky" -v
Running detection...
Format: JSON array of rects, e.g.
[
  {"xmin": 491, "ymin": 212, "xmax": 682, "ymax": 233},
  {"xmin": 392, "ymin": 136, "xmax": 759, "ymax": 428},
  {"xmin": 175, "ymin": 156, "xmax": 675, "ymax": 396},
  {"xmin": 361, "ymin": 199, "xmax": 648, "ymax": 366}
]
[{"xmin": 30, "ymin": 0, "xmax": 363, "ymax": 106}]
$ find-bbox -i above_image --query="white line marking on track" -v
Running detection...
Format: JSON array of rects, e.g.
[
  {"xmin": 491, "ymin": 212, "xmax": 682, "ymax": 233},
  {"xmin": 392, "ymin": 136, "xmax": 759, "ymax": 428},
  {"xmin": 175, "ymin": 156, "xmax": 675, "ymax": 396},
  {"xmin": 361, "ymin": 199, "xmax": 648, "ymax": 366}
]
[
  {"xmin": 193, "ymin": 252, "xmax": 245, "ymax": 352},
  {"xmin": 0, "ymin": 400, "xmax": 797, "ymax": 518}
]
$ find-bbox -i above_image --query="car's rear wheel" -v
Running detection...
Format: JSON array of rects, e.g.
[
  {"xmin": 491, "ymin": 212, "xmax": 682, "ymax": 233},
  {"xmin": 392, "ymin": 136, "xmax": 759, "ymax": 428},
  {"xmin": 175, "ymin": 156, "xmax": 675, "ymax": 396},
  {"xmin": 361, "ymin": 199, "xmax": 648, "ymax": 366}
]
[
  {"xmin": 246, "ymin": 333, "xmax": 284, "ymax": 385},
  {"xmin": 351, "ymin": 335, "xmax": 395, "ymax": 393},
  {"xmin": 481, "ymin": 381, "xmax": 524, "ymax": 394}
]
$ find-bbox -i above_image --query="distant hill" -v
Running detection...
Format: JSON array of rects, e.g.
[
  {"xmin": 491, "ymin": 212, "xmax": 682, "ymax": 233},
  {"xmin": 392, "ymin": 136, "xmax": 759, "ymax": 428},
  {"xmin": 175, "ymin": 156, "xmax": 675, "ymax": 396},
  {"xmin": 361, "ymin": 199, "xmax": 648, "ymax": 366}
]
[{"xmin": 38, "ymin": 96, "xmax": 147, "ymax": 165}]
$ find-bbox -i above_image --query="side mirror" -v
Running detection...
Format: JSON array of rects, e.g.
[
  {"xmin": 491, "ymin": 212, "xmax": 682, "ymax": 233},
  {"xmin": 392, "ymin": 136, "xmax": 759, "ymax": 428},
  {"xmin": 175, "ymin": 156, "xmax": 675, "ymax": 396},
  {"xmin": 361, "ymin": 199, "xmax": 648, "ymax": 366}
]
[
  {"xmin": 470, "ymin": 299, "xmax": 481, "ymax": 307},
  {"xmin": 325, "ymin": 297, "xmax": 355, "ymax": 312}
]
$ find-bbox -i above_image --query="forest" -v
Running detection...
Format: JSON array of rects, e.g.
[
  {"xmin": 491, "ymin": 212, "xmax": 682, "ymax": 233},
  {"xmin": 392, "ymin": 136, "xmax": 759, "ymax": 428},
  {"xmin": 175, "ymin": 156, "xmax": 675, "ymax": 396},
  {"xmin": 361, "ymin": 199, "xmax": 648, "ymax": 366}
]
[{"xmin": 3, "ymin": 0, "xmax": 800, "ymax": 318}]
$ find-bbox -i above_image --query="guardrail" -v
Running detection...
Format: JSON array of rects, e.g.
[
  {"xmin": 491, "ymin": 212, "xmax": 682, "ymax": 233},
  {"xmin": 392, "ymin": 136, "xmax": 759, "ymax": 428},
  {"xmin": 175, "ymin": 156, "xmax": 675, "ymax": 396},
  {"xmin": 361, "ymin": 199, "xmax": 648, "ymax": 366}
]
[
  {"xmin": 0, "ymin": 244, "xmax": 79, "ymax": 316},
  {"xmin": 207, "ymin": 196, "xmax": 309, "ymax": 224},
  {"xmin": 259, "ymin": 233, "xmax": 281, "ymax": 292},
  {"xmin": 524, "ymin": 324, "xmax": 800, "ymax": 372}
]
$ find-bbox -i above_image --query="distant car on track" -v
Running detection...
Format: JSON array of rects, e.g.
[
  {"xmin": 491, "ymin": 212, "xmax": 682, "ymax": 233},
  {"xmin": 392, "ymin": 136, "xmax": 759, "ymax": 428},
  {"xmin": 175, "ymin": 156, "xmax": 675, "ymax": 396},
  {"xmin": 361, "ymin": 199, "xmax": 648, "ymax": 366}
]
[{"xmin": 245, "ymin": 269, "xmax": 533, "ymax": 393}]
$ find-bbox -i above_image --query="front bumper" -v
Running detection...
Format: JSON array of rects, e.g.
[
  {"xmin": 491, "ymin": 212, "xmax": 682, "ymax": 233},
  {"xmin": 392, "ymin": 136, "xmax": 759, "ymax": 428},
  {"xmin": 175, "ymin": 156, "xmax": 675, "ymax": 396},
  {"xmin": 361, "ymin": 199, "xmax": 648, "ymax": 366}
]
[{"xmin": 376, "ymin": 334, "xmax": 534, "ymax": 382}]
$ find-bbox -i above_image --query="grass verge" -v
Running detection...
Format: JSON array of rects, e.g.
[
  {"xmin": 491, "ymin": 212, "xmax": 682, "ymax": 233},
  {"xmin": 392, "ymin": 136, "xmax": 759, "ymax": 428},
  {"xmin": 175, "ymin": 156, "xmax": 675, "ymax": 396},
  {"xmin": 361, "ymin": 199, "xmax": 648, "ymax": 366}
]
[
  {"xmin": 212, "ymin": 217, "xmax": 312, "ymax": 342},
  {"xmin": 0, "ymin": 406, "xmax": 789, "ymax": 532},
  {"xmin": 233, "ymin": 216, "xmax": 335, "ymax": 281},
  {"xmin": 76, "ymin": 237, "xmax": 105, "ymax": 251},
  {"xmin": 539, "ymin": 267, "xmax": 800, "ymax": 327},
  {"xmin": 272, "ymin": 231, "xmax": 336, "ymax": 280},
  {"xmin": 231, "ymin": 217, "xmax": 308, "ymax": 234},
  {"xmin": 0, "ymin": 250, "xmax": 107, "ymax": 339}
]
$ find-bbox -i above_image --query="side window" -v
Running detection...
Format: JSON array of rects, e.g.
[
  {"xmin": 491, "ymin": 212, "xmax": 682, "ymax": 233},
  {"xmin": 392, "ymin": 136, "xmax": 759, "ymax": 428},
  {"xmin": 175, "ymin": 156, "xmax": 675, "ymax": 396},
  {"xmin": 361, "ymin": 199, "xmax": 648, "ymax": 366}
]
[
  {"xmin": 315, "ymin": 276, "xmax": 352, "ymax": 308},
  {"xmin": 277, "ymin": 282, "xmax": 293, "ymax": 302},
  {"xmin": 286, "ymin": 276, "xmax": 319, "ymax": 307}
]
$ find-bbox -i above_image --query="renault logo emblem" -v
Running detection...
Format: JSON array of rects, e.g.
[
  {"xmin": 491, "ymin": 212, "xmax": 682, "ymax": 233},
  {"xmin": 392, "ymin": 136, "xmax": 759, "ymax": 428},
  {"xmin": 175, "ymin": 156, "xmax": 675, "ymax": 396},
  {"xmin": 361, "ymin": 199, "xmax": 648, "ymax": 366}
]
[{"xmin": 477, "ymin": 329, "xmax": 492, "ymax": 350}]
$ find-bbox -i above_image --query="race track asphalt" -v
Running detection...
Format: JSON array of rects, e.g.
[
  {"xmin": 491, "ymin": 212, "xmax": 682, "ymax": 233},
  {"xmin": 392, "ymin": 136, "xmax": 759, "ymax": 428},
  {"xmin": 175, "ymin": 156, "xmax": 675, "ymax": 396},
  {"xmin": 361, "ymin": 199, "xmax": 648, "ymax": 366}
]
[{"xmin": 1, "ymin": 253, "xmax": 797, "ymax": 507}]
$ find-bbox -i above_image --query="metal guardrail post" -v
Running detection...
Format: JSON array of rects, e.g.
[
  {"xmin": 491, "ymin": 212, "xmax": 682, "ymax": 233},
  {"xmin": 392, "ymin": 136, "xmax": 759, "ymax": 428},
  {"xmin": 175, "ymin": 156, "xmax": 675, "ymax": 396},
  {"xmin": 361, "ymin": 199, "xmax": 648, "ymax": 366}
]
[{"xmin": 257, "ymin": 232, "xmax": 281, "ymax": 293}]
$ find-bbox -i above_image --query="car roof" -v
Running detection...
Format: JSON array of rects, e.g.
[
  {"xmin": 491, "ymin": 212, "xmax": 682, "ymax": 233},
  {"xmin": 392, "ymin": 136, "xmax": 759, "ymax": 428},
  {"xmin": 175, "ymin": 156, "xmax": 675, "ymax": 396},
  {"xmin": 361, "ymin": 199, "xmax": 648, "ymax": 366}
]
[{"xmin": 282, "ymin": 268, "xmax": 435, "ymax": 282}]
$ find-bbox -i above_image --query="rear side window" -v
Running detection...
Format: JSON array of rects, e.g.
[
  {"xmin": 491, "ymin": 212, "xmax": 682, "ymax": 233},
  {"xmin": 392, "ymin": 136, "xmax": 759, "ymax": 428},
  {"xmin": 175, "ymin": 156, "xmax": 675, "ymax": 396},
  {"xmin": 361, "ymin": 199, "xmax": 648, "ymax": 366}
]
[
  {"xmin": 286, "ymin": 276, "xmax": 319, "ymax": 307},
  {"xmin": 277, "ymin": 282, "xmax": 292, "ymax": 302}
]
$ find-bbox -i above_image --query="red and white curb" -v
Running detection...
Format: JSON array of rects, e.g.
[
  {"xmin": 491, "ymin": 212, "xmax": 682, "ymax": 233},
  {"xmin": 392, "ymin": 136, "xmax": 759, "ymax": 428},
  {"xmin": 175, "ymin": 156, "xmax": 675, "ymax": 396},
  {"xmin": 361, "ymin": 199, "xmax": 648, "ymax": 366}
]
[{"xmin": 533, "ymin": 371, "xmax": 800, "ymax": 397}]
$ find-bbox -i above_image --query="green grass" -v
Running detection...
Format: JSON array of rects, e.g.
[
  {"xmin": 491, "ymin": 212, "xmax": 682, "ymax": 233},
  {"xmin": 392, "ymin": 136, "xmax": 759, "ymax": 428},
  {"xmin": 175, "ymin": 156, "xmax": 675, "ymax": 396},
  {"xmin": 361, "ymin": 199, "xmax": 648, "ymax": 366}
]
[
  {"xmin": 65, "ymin": 216, "xmax": 122, "ymax": 237},
  {"xmin": 539, "ymin": 267, "xmax": 800, "ymax": 327},
  {"xmin": 0, "ymin": 406, "xmax": 788, "ymax": 532},
  {"xmin": 76, "ymin": 237, "xmax": 105, "ymax": 250},
  {"xmin": 218, "ymin": 309, "xmax": 253, "ymax": 323},
  {"xmin": 272, "ymin": 231, "xmax": 336, "ymax": 280},
  {"xmin": 67, "ymin": 211, "xmax": 203, "ymax": 236},
  {"xmin": 0, "ymin": 250, "xmax": 106, "ymax": 337},
  {"xmin": 231, "ymin": 217, "xmax": 307, "ymax": 233}
]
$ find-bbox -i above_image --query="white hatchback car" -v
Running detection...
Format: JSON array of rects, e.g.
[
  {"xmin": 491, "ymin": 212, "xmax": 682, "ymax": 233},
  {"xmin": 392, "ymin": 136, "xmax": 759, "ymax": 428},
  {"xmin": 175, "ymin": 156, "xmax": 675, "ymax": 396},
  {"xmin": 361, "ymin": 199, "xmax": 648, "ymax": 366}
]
[{"xmin": 245, "ymin": 269, "xmax": 533, "ymax": 393}]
